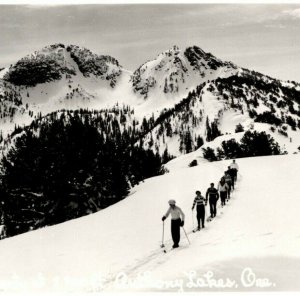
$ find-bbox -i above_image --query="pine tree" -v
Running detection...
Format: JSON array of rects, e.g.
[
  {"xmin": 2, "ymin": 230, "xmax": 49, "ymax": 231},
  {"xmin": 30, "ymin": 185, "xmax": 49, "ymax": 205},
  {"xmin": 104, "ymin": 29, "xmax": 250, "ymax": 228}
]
[
  {"xmin": 206, "ymin": 117, "xmax": 212, "ymax": 141},
  {"xmin": 235, "ymin": 123, "xmax": 244, "ymax": 132},
  {"xmin": 163, "ymin": 78, "xmax": 168, "ymax": 93},
  {"xmin": 185, "ymin": 131, "xmax": 193, "ymax": 153},
  {"xmin": 211, "ymin": 121, "xmax": 221, "ymax": 140},
  {"xmin": 196, "ymin": 135, "xmax": 204, "ymax": 149},
  {"xmin": 202, "ymin": 147, "xmax": 218, "ymax": 161}
]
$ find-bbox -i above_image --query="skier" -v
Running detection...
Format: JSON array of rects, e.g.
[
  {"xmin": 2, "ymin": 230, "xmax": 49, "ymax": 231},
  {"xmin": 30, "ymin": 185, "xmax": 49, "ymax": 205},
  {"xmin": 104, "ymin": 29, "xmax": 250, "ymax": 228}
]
[
  {"xmin": 191, "ymin": 191, "xmax": 207, "ymax": 231},
  {"xmin": 218, "ymin": 177, "xmax": 229, "ymax": 207},
  {"xmin": 162, "ymin": 200, "xmax": 185, "ymax": 248},
  {"xmin": 224, "ymin": 171, "xmax": 232, "ymax": 200},
  {"xmin": 226, "ymin": 166, "xmax": 235, "ymax": 189},
  {"xmin": 230, "ymin": 160, "xmax": 239, "ymax": 182},
  {"xmin": 206, "ymin": 183, "xmax": 219, "ymax": 218}
]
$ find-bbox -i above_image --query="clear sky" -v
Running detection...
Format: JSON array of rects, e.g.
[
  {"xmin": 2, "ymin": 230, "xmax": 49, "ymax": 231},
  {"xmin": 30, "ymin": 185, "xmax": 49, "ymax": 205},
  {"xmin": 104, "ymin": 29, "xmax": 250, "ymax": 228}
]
[{"xmin": 0, "ymin": 4, "xmax": 300, "ymax": 81}]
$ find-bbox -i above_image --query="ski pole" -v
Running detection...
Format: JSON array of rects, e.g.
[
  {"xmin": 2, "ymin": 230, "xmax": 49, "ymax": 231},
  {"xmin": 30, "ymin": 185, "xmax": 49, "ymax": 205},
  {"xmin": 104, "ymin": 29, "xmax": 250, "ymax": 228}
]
[
  {"xmin": 182, "ymin": 226, "xmax": 191, "ymax": 245},
  {"xmin": 161, "ymin": 221, "xmax": 165, "ymax": 248}
]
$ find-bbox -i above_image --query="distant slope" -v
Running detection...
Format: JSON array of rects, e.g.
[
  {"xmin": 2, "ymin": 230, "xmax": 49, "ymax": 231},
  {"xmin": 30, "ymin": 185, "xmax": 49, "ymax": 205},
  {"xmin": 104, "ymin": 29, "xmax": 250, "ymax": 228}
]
[{"xmin": 141, "ymin": 72, "xmax": 300, "ymax": 157}]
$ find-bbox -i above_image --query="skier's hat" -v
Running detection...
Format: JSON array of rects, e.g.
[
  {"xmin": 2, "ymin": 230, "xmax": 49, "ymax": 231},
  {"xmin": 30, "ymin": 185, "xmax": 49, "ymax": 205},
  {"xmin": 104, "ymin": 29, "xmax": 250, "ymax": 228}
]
[{"xmin": 168, "ymin": 199, "xmax": 176, "ymax": 205}]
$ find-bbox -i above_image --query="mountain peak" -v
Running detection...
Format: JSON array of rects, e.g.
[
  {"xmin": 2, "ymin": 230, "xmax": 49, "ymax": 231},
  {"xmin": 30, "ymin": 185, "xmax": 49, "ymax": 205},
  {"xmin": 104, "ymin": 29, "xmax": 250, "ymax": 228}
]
[
  {"xmin": 43, "ymin": 43, "xmax": 66, "ymax": 50},
  {"xmin": 131, "ymin": 44, "xmax": 239, "ymax": 98},
  {"xmin": 167, "ymin": 45, "xmax": 180, "ymax": 54},
  {"xmin": 2, "ymin": 43, "xmax": 123, "ymax": 88},
  {"xmin": 185, "ymin": 45, "xmax": 206, "ymax": 56}
]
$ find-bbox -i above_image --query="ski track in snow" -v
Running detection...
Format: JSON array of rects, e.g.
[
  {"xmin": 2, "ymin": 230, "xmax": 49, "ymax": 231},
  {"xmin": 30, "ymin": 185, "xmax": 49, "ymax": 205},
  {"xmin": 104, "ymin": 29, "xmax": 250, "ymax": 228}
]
[{"xmin": 105, "ymin": 195, "xmax": 236, "ymax": 288}]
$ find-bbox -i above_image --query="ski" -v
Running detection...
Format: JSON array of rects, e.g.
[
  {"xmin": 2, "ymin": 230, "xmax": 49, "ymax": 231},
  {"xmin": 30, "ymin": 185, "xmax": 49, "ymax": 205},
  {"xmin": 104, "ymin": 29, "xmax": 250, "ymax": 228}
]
[
  {"xmin": 192, "ymin": 228, "xmax": 200, "ymax": 233},
  {"xmin": 162, "ymin": 245, "xmax": 184, "ymax": 253},
  {"xmin": 163, "ymin": 247, "xmax": 176, "ymax": 253}
]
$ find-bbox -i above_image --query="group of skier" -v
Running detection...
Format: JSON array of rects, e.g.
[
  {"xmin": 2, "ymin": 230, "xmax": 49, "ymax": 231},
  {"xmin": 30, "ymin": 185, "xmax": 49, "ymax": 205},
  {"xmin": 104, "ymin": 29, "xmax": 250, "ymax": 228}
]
[{"xmin": 161, "ymin": 160, "xmax": 239, "ymax": 249}]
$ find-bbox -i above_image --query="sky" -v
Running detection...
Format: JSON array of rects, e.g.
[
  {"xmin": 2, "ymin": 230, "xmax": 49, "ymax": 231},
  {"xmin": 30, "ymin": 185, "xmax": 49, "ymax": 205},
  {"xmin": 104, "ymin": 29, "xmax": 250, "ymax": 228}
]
[{"xmin": 0, "ymin": 4, "xmax": 300, "ymax": 81}]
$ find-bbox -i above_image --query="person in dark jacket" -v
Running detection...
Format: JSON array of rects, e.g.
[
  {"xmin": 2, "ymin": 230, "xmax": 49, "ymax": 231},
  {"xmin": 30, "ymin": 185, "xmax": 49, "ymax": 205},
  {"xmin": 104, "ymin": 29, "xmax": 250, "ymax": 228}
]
[
  {"xmin": 162, "ymin": 199, "xmax": 185, "ymax": 248},
  {"xmin": 224, "ymin": 171, "xmax": 232, "ymax": 200},
  {"xmin": 192, "ymin": 191, "xmax": 207, "ymax": 230},
  {"xmin": 230, "ymin": 160, "xmax": 239, "ymax": 182},
  {"xmin": 206, "ymin": 183, "xmax": 219, "ymax": 218},
  {"xmin": 226, "ymin": 166, "xmax": 235, "ymax": 189}
]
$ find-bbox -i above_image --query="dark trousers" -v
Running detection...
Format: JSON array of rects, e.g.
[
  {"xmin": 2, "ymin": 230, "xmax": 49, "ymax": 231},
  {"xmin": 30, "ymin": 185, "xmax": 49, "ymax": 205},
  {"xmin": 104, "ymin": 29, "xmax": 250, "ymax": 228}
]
[
  {"xmin": 209, "ymin": 198, "xmax": 217, "ymax": 217},
  {"xmin": 196, "ymin": 205, "xmax": 205, "ymax": 228},
  {"xmin": 220, "ymin": 191, "xmax": 227, "ymax": 206},
  {"xmin": 171, "ymin": 218, "xmax": 181, "ymax": 247},
  {"xmin": 226, "ymin": 182, "xmax": 231, "ymax": 198},
  {"xmin": 232, "ymin": 169, "xmax": 237, "ymax": 182},
  {"xmin": 230, "ymin": 175, "xmax": 235, "ymax": 189}
]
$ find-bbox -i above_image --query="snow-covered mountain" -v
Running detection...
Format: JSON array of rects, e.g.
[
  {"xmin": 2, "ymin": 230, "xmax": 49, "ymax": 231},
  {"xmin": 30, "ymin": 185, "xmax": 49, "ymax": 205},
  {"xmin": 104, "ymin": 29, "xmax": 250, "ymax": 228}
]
[
  {"xmin": 1, "ymin": 43, "xmax": 300, "ymax": 155},
  {"xmin": 0, "ymin": 44, "xmax": 137, "ymax": 136},
  {"xmin": 141, "ymin": 72, "xmax": 300, "ymax": 157},
  {"xmin": 131, "ymin": 45, "xmax": 238, "ymax": 98},
  {"xmin": 1, "ymin": 43, "xmax": 240, "ymax": 130}
]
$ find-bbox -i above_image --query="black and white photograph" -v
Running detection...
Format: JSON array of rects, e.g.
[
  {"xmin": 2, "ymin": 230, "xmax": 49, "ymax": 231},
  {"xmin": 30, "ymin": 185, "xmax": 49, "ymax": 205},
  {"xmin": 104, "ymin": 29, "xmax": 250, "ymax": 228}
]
[{"xmin": 0, "ymin": 0, "xmax": 300, "ymax": 293}]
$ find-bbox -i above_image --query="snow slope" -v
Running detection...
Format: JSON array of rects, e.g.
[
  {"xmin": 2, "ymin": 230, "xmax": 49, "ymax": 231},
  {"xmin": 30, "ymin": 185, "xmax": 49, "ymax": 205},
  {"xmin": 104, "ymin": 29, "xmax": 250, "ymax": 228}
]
[{"xmin": 0, "ymin": 154, "xmax": 300, "ymax": 292}]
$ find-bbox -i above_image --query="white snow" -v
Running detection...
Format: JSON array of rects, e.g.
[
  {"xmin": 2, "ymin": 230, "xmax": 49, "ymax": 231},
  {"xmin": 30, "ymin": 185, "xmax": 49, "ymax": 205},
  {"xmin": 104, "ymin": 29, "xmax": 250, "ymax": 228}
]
[
  {"xmin": 0, "ymin": 154, "xmax": 300, "ymax": 292},
  {"xmin": 219, "ymin": 109, "xmax": 250, "ymax": 134},
  {"xmin": 1, "ymin": 44, "xmax": 300, "ymax": 293},
  {"xmin": 0, "ymin": 68, "xmax": 9, "ymax": 79}
]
